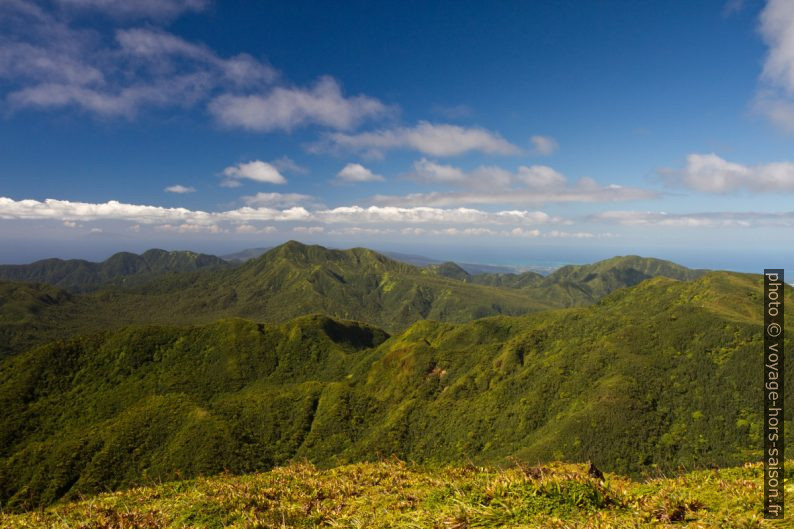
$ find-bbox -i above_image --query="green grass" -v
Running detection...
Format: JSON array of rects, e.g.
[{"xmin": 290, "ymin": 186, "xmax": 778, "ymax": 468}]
[{"xmin": 1, "ymin": 459, "xmax": 791, "ymax": 528}]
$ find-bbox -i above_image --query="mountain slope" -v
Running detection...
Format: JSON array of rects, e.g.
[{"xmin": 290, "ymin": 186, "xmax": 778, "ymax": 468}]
[
  {"xmin": 81, "ymin": 241, "xmax": 557, "ymax": 333},
  {"xmin": 0, "ymin": 281, "xmax": 80, "ymax": 359},
  {"xmin": 0, "ymin": 244, "xmax": 710, "ymax": 359},
  {"xmin": 0, "ymin": 249, "xmax": 229, "ymax": 293},
  {"xmin": 467, "ymin": 255, "xmax": 706, "ymax": 306},
  {"xmin": 0, "ymin": 270, "xmax": 788, "ymax": 510}
]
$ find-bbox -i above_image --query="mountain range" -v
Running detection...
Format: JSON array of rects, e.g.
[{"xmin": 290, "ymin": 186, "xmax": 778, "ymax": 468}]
[{"xmin": 0, "ymin": 241, "xmax": 786, "ymax": 511}]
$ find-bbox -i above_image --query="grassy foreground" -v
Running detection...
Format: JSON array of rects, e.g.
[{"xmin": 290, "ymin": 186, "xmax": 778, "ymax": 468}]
[{"xmin": 1, "ymin": 460, "xmax": 791, "ymax": 529}]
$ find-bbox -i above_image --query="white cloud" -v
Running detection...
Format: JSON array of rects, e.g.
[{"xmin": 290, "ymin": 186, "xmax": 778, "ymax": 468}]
[
  {"xmin": 517, "ymin": 165, "xmax": 566, "ymax": 188},
  {"xmin": 165, "ymin": 184, "xmax": 196, "ymax": 193},
  {"xmin": 315, "ymin": 205, "xmax": 558, "ymax": 225},
  {"xmin": 63, "ymin": 220, "xmax": 78, "ymax": 228},
  {"xmin": 380, "ymin": 161, "xmax": 654, "ymax": 206},
  {"xmin": 222, "ymin": 161, "xmax": 287, "ymax": 186},
  {"xmin": 158, "ymin": 223, "xmax": 227, "ymax": 234},
  {"xmin": 335, "ymin": 163, "xmax": 384, "ymax": 183},
  {"xmin": 235, "ymin": 224, "xmax": 276, "ymax": 234},
  {"xmin": 0, "ymin": 196, "xmax": 568, "ymax": 230},
  {"xmin": 589, "ymin": 209, "xmax": 794, "ymax": 228},
  {"xmin": 241, "ymin": 192, "xmax": 316, "ymax": 207},
  {"xmin": 54, "ymin": 0, "xmax": 208, "ymax": 19},
  {"xmin": 315, "ymin": 121, "xmax": 521, "ymax": 157},
  {"xmin": 0, "ymin": 196, "xmax": 311, "ymax": 225},
  {"xmin": 373, "ymin": 187, "xmax": 654, "ymax": 207},
  {"xmin": 755, "ymin": 0, "xmax": 794, "ymax": 130},
  {"xmin": 0, "ymin": 4, "xmax": 277, "ymax": 118},
  {"xmin": 0, "ymin": 3, "xmax": 395, "ymax": 135},
  {"xmin": 411, "ymin": 158, "xmax": 467, "ymax": 184},
  {"xmin": 209, "ymin": 76, "xmax": 391, "ymax": 132},
  {"xmin": 668, "ymin": 153, "xmax": 794, "ymax": 192},
  {"xmin": 530, "ymin": 135, "xmax": 558, "ymax": 155},
  {"xmin": 116, "ymin": 28, "xmax": 277, "ymax": 87}
]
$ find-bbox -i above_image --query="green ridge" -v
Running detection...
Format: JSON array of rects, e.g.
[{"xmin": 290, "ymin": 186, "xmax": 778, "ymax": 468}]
[{"xmin": 0, "ymin": 270, "xmax": 789, "ymax": 510}]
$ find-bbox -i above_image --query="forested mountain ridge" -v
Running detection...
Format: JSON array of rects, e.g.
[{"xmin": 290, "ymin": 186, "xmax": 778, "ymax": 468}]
[
  {"xmin": 0, "ymin": 243, "xmax": 713, "ymax": 358},
  {"xmin": 0, "ymin": 269, "xmax": 789, "ymax": 511},
  {"xmin": 0, "ymin": 249, "xmax": 230, "ymax": 293}
]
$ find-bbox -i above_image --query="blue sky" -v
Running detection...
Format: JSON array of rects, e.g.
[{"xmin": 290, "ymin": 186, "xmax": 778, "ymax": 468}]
[{"xmin": 2, "ymin": 0, "xmax": 794, "ymax": 271}]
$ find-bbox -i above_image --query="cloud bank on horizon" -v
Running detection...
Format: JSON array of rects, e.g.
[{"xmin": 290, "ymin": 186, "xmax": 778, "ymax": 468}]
[{"xmin": 1, "ymin": 0, "xmax": 794, "ymax": 262}]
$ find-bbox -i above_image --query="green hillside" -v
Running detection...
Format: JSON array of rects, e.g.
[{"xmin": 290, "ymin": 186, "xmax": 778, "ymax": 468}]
[
  {"xmin": 0, "ymin": 244, "xmax": 711, "ymax": 359},
  {"xmin": 0, "ymin": 249, "xmax": 229, "ymax": 293},
  {"xmin": 0, "ymin": 270, "xmax": 788, "ymax": 510},
  {"xmin": 84, "ymin": 243, "xmax": 708, "ymax": 332},
  {"xmin": 0, "ymin": 281, "xmax": 81, "ymax": 360},
  {"xmin": 1, "ymin": 459, "xmax": 786, "ymax": 529},
  {"xmin": 469, "ymin": 254, "xmax": 706, "ymax": 306},
  {"xmin": 470, "ymin": 269, "xmax": 546, "ymax": 288},
  {"xmin": 71, "ymin": 241, "xmax": 558, "ymax": 334}
]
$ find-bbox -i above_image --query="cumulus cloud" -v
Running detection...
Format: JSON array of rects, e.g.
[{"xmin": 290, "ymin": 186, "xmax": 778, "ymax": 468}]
[
  {"xmin": 241, "ymin": 192, "xmax": 316, "ymax": 208},
  {"xmin": 0, "ymin": 196, "xmax": 311, "ymax": 225},
  {"xmin": 165, "ymin": 185, "xmax": 196, "ymax": 193},
  {"xmin": 335, "ymin": 163, "xmax": 384, "ymax": 183},
  {"xmin": 666, "ymin": 153, "xmax": 794, "ymax": 192},
  {"xmin": 0, "ymin": 197, "xmax": 568, "ymax": 236},
  {"xmin": 318, "ymin": 225, "xmax": 613, "ymax": 239},
  {"xmin": 313, "ymin": 121, "xmax": 521, "ymax": 157},
  {"xmin": 530, "ymin": 135, "xmax": 559, "ymax": 155},
  {"xmin": 590, "ymin": 209, "xmax": 794, "ymax": 228},
  {"xmin": 314, "ymin": 205, "xmax": 559, "ymax": 225},
  {"xmin": 209, "ymin": 76, "xmax": 391, "ymax": 132},
  {"xmin": 235, "ymin": 224, "xmax": 277, "ymax": 234},
  {"xmin": 382, "ymin": 160, "xmax": 654, "ymax": 206},
  {"xmin": 411, "ymin": 158, "xmax": 467, "ymax": 184},
  {"xmin": 158, "ymin": 223, "xmax": 226, "ymax": 234},
  {"xmin": 0, "ymin": 2, "xmax": 392, "ymax": 134},
  {"xmin": 221, "ymin": 161, "xmax": 287, "ymax": 187},
  {"xmin": 0, "ymin": 4, "xmax": 278, "ymax": 118},
  {"xmin": 755, "ymin": 0, "xmax": 794, "ymax": 131},
  {"xmin": 115, "ymin": 28, "xmax": 276, "ymax": 87},
  {"xmin": 517, "ymin": 165, "xmax": 566, "ymax": 188}
]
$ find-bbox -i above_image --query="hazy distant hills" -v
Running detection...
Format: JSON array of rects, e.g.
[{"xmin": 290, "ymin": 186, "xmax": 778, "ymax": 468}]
[
  {"xmin": 93, "ymin": 241, "xmax": 556, "ymax": 334},
  {"xmin": 0, "ymin": 242, "xmax": 713, "ymax": 358},
  {"xmin": 222, "ymin": 246, "xmax": 519, "ymax": 275},
  {"xmin": 0, "ymin": 269, "xmax": 788, "ymax": 510},
  {"xmin": 426, "ymin": 253, "xmax": 705, "ymax": 306},
  {"xmin": 0, "ymin": 249, "xmax": 229, "ymax": 293}
]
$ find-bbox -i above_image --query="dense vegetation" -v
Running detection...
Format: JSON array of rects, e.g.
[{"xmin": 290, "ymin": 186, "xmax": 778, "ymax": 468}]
[
  {"xmin": 1, "ymin": 459, "xmax": 787, "ymax": 528},
  {"xmin": 0, "ymin": 268, "xmax": 789, "ymax": 511},
  {"xmin": 0, "ymin": 249, "xmax": 229, "ymax": 293},
  {"xmin": 0, "ymin": 242, "xmax": 711, "ymax": 359},
  {"xmin": 0, "ymin": 281, "xmax": 81, "ymax": 359},
  {"xmin": 466, "ymin": 254, "xmax": 706, "ymax": 306}
]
